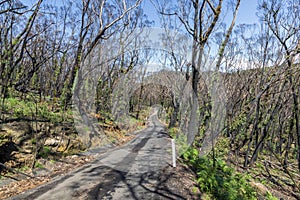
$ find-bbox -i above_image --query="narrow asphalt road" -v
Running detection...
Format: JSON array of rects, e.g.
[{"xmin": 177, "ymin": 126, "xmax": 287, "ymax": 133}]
[{"xmin": 10, "ymin": 108, "xmax": 174, "ymax": 200}]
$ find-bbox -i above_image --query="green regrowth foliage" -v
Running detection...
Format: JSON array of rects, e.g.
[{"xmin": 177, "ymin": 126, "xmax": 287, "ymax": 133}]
[{"xmin": 182, "ymin": 148, "xmax": 256, "ymax": 200}]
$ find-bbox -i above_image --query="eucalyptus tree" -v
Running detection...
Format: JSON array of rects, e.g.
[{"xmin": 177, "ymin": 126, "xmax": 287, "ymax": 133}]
[
  {"xmin": 223, "ymin": 22, "xmax": 287, "ymax": 167},
  {"xmin": 0, "ymin": 0, "xmax": 43, "ymax": 93},
  {"xmin": 157, "ymin": 15, "xmax": 192, "ymax": 128},
  {"xmin": 219, "ymin": 2, "xmax": 300, "ymax": 189},
  {"xmin": 13, "ymin": 3, "xmax": 67, "ymax": 97},
  {"xmin": 93, "ymin": 5, "xmax": 153, "ymax": 116},
  {"xmin": 0, "ymin": 0, "xmax": 43, "ymax": 120},
  {"xmin": 64, "ymin": 0, "xmax": 143, "ymax": 107},
  {"xmin": 257, "ymin": 0, "xmax": 300, "ymax": 171},
  {"xmin": 153, "ymin": 0, "xmax": 241, "ymax": 155},
  {"xmin": 69, "ymin": 0, "xmax": 166, "ymax": 147}
]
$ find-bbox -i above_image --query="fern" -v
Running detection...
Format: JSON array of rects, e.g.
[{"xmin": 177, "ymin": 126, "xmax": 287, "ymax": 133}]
[{"xmin": 182, "ymin": 148, "xmax": 257, "ymax": 200}]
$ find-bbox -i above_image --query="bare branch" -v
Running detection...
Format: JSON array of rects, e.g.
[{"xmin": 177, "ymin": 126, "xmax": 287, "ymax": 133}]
[
  {"xmin": 205, "ymin": 0, "xmax": 217, "ymax": 15},
  {"xmin": 85, "ymin": 0, "xmax": 143, "ymax": 58}
]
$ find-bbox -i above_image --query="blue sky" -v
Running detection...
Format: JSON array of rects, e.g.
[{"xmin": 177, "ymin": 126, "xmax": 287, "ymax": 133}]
[
  {"xmin": 235, "ymin": 0, "xmax": 259, "ymax": 24},
  {"xmin": 22, "ymin": 0, "xmax": 259, "ymax": 26},
  {"xmin": 18, "ymin": 0, "xmax": 261, "ymax": 72},
  {"xmin": 142, "ymin": 0, "xmax": 259, "ymax": 26}
]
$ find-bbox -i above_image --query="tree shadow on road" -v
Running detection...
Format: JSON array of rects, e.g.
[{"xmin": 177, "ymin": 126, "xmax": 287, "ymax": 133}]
[{"xmin": 84, "ymin": 165, "xmax": 189, "ymax": 200}]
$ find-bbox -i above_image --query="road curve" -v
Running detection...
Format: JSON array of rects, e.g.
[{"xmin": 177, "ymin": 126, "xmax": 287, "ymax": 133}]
[{"xmin": 10, "ymin": 108, "xmax": 174, "ymax": 200}]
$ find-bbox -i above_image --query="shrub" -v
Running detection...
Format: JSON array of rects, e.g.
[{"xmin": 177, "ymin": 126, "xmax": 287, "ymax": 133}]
[
  {"xmin": 34, "ymin": 161, "xmax": 44, "ymax": 169},
  {"xmin": 3, "ymin": 97, "xmax": 71, "ymax": 122},
  {"xmin": 265, "ymin": 192, "xmax": 279, "ymax": 200},
  {"xmin": 183, "ymin": 148, "xmax": 256, "ymax": 200},
  {"xmin": 38, "ymin": 146, "xmax": 51, "ymax": 158}
]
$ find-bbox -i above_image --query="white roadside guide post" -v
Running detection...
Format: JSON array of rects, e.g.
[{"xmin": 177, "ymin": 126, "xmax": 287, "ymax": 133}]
[{"xmin": 171, "ymin": 139, "xmax": 176, "ymax": 167}]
